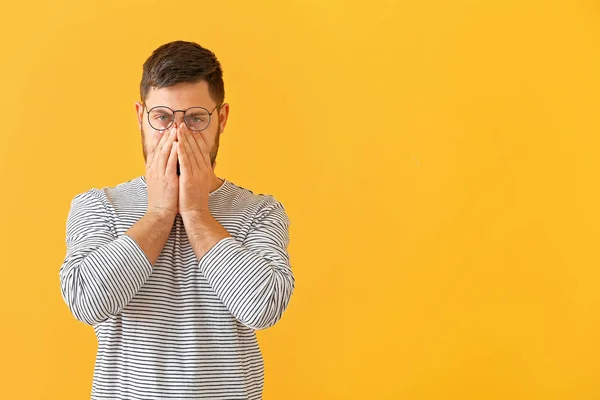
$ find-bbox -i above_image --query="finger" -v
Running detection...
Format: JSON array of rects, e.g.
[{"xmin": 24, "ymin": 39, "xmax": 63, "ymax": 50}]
[
  {"xmin": 146, "ymin": 129, "xmax": 164, "ymax": 167},
  {"xmin": 157, "ymin": 125, "xmax": 177, "ymax": 173},
  {"xmin": 148, "ymin": 127, "xmax": 171, "ymax": 168},
  {"xmin": 177, "ymin": 134, "xmax": 193, "ymax": 176},
  {"xmin": 179, "ymin": 124, "xmax": 200, "ymax": 169},
  {"xmin": 189, "ymin": 129, "xmax": 211, "ymax": 168},
  {"xmin": 150, "ymin": 128, "xmax": 164, "ymax": 154},
  {"xmin": 165, "ymin": 140, "xmax": 178, "ymax": 177}
]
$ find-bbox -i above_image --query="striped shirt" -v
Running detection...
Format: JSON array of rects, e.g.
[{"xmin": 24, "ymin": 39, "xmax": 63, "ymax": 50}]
[{"xmin": 59, "ymin": 175, "xmax": 294, "ymax": 399}]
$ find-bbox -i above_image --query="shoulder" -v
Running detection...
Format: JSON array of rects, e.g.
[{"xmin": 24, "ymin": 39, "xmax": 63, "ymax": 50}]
[
  {"xmin": 70, "ymin": 187, "xmax": 107, "ymax": 209},
  {"xmin": 223, "ymin": 179, "xmax": 289, "ymax": 225},
  {"xmin": 73, "ymin": 176, "xmax": 144, "ymax": 209},
  {"xmin": 69, "ymin": 176, "xmax": 142, "ymax": 214},
  {"xmin": 224, "ymin": 179, "xmax": 286, "ymax": 210}
]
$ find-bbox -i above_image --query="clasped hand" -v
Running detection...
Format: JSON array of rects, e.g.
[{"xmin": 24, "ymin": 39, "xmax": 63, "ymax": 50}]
[{"xmin": 145, "ymin": 122, "xmax": 217, "ymax": 219}]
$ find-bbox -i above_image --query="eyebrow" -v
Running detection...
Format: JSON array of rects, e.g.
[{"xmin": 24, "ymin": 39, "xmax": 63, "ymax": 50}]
[{"xmin": 149, "ymin": 105, "xmax": 212, "ymax": 110}]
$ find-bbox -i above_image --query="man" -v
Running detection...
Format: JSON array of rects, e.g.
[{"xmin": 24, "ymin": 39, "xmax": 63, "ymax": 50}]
[{"xmin": 59, "ymin": 40, "xmax": 295, "ymax": 400}]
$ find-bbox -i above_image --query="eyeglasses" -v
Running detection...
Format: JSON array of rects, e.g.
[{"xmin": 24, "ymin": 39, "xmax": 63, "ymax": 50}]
[{"xmin": 143, "ymin": 103, "xmax": 220, "ymax": 132}]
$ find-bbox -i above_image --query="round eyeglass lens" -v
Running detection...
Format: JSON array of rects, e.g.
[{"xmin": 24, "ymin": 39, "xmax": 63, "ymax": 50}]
[
  {"xmin": 184, "ymin": 107, "xmax": 210, "ymax": 131},
  {"xmin": 148, "ymin": 107, "xmax": 174, "ymax": 130}
]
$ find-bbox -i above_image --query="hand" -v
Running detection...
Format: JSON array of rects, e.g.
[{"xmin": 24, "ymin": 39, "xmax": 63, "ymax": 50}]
[
  {"xmin": 176, "ymin": 123, "xmax": 217, "ymax": 217},
  {"xmin": 145, "ymin": 124, "xmax": 179, "ymax": 219}
]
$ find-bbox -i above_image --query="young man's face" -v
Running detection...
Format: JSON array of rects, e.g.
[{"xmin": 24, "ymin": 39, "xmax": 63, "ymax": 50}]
[{"xmin": 135, "ymin": 80, "xmax": 229, "ymax": 169}]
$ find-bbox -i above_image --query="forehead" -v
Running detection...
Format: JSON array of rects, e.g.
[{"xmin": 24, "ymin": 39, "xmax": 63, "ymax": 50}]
[{"xmin": 146, "ymin": 80, "xmax": 214, "ymax": 108}]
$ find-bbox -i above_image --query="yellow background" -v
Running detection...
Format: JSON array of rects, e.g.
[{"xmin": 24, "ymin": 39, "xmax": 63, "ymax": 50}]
[{"xmin": 1, "ymin": 0, "xmax": 599, "ymax": 399}]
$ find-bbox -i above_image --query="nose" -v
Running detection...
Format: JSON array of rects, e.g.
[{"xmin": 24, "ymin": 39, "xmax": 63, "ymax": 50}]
[{"xmin": 172, "ymin": 111, "xmax": 186, "ymax": 128}]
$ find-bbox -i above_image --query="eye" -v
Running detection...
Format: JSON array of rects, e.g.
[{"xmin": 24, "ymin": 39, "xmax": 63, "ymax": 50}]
[{"xmin": 150, "ymin": 113, "xmax": 170, "ymax": 121}]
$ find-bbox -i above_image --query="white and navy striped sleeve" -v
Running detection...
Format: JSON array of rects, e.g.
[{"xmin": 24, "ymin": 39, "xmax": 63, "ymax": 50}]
[
  {"xmin": 198, "ymin": 197, "xmax": 295, "ymax": 330},
  {"xmin": 59, "ymin": 190, "xmax": 154, "ymax": 326}
]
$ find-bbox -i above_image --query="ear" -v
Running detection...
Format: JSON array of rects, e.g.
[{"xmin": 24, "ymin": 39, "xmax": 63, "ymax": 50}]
[
  {"xmin": 217, "ymin": 103, "xmax": 230, "ymax": 134},
  {"xmin": 134, "ymin": 102, "xmax": 144, "ymax": 129}
]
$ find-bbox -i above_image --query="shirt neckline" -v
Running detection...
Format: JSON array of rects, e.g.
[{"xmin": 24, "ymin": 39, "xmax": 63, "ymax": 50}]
[{"xmin": 139, "ymin": 175, "xmax": 228, "ymax": 196}]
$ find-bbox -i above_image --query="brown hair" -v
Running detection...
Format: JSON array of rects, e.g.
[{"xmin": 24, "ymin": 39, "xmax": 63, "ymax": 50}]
[{"xmin": 140, "ymin": 40, "xmax": 225, "ymax": 109}]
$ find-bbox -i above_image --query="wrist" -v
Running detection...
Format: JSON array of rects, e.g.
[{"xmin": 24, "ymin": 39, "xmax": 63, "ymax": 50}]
[
  {"xmin": 146, "ymin": 208, "xmax": 177, "ymax": 223},
  {"xmin": 180, "ymin": 210, "xmax": 211, "ymax": 222}
]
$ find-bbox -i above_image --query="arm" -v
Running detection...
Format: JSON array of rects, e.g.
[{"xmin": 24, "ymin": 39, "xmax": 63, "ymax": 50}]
[
  {"xmin": 59, "ymin": 190, "xmax": 173, "ymax": 326},
  {"xmin": 184, "ymin": 198, "xmax": 295, "ymax": 330}
]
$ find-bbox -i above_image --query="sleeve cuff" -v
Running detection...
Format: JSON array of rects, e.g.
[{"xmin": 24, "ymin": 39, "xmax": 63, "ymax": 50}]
[
  {"xmin": 198, "ymin": 236, "xmax": 241, "ymax": 275},
  {"xmin": 118, "ymin": 233, "xmax": 154, "ymax": 276}
]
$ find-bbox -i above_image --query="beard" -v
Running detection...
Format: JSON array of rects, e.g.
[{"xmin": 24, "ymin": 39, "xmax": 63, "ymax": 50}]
[{"xmin": 141, "ymin": 124, "xmax": 221, "ymax": 172}]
